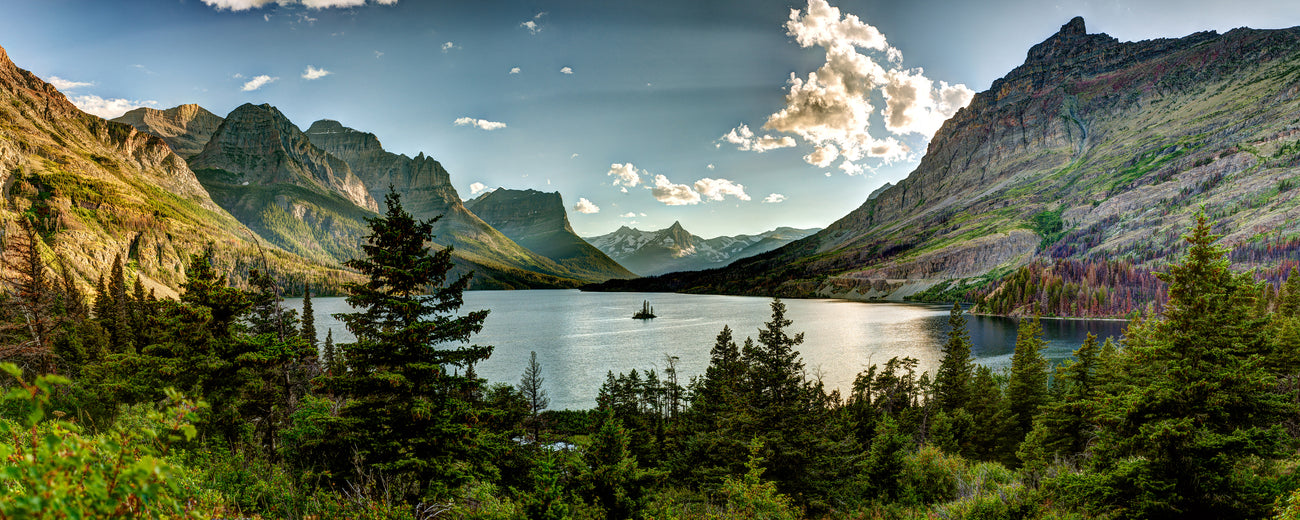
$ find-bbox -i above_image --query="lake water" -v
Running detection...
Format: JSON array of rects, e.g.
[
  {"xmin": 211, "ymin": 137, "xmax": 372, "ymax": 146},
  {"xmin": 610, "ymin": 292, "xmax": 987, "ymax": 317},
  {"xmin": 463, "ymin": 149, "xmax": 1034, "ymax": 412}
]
[{"xmin": 287, "ymin": 290, "xmax": 1126, "ymax": 411}]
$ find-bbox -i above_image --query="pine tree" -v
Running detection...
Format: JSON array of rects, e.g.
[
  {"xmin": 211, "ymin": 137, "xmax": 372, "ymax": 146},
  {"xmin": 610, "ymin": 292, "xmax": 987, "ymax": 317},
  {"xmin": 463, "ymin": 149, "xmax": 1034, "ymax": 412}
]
[
  {"xmin": 579, "ymin": 409, "xmax": 650, "ymax": 520},
  {"xmin": 300, "ymin": 283, "xmax": 317, "ymax": 351},
  {"xmin": 322, "ymin": 328, "xmax": 338, "ymax": 374},
  {"xmin": 323, "ymin": 188, "xmax": 493, "ymax": 500},
  {"xmin": 518, "ymin": 350, "xmax": 549, "ymax": 441},
  {"xmin": 1002, "ymin": 316, "xmax": 1048, "ymax": 464},
  {"xmin": 1281, "ymin": 266, "xmax": 1300, "ymax": 317},
  {"xmin": 933, "ymin": 302, "xmax": 974, "ymax": 413},
  {"xmin": 1082, "ymin": 213, "xmax": 1290, "ymax": 518},
  {"xmin": 1019, "ymin": 333, "xmax": 1101, "ymax": 469},
  {"xmin": 106, "ymin": 254, "xmax": 132, "ymax": 353}
]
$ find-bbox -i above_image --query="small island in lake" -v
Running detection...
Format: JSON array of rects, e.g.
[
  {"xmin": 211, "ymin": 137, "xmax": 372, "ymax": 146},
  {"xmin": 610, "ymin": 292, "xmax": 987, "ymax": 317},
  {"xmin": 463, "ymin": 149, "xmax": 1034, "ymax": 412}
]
[{"xmin": 633, "ymin": 300, "xmax": 656, "ymax": 320}]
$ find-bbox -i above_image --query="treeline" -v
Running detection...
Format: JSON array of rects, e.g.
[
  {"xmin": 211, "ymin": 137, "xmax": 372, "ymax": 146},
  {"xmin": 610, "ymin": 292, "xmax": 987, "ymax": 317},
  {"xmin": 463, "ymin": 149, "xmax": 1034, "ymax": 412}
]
[
  {"xmin": 973, "ymin": 258, "xmax": 1168, "ymax": 318},
  {"xmin": 3, "ymin": 207, "xmax": 1300, "ymax": 519}
]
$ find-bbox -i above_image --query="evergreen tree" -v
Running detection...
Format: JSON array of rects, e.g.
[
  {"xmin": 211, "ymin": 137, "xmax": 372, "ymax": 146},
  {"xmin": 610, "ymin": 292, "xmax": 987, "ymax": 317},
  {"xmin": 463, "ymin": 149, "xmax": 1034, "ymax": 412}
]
[
  {"xmin": 1002, "ymin": 315, "xmax": 1048, "ymax": 463},
  {"xmin": 579, "ymin": 409, "xmax": 650, "ymax": 520},
  {"xmin": 1281, "ymin": 266, "xmax": 1300, "ymax": 317},
  {"xmin": 1078, "ymin": 213, "xmax": 1290, "ymax": 518},
  {"xmin": 1019, "ymin": 333, "xmax": 1101, "ymax": 470},
  {"xmin": 322, "ymin": 188, "xmax": 493, "ymax": 500},
  {"xmin": 106, "ymin": 254, "xmax": 132, "ymax": 353},
  {"xmin": 518, "ymin": 350, "xmax": 549, "ymax": 441},
  {"xmin": 321, "ymin": 328, "xmax": 339, "ymax": 374},
  {"xmin": 300, "ymin": 283, "xmax": 317, "ymax": 351},
  {"xmin": 933, "ymin": 302, "xmax": 974, "ymax": 413}
]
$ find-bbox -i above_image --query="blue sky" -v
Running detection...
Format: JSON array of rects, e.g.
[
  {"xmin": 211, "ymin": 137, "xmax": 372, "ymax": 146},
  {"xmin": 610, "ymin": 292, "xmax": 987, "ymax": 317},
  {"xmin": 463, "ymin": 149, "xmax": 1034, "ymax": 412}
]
[{"xmin": 3, "ymin": 0, "xmax": 1299, "ymax": 237}]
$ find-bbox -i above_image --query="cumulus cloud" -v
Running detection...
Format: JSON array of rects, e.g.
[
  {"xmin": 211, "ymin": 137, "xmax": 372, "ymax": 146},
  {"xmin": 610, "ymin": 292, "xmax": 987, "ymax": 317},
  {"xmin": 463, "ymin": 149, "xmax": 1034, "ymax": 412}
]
[
  {"xmin": 521, "ymin": 12, "xmax": 545, "ymax": 34},
  {"xmin": 718, "ymin": 124, "xmax": 796, "ymax": 152},
  {"xmin": 607, "ymin": 163, "xmax": 642, "ymax": 188},
  {"xmin": 619, "ymin": 212, "xmax": 637, "ymax": 218},
  {"xmin": 241, "ymin": 75, "xmax": 278, "ymax": 91},
  {"xmin": 469, "ymin": 182, "xmax": 489, "ymax": 195},
  {"xmin": 763, "ymin": 193, "xmax": 787, "ymax": 204},
  {"xmin": 510, "ymin": 67, "xmax": 521, "ymax": 74},
  {"xmin": 454, "ymin": 117, "xmax": 507, "ymax": 131},
  {"xmin": 441, "ymin": 41, "xmax": 458, "ymax": 52},
  {"xmin": 707, "ymin": 164, "xmax": 715, "ymax": 170},
  {"xmin": 560, "ymin": 66, "xmax": 573, "ymax": 75},
  {"xmin": 573, "ymin": 198, "xmax": 600, "ymax": 214},
  {"xmin": 47, "ymin": 76, "xmax": 93, "ymax": 90},
  {"xmin": 693, "ymin": 178, "xmax": 750, "ymax": 202},
  {"xmin": 724, "ymin": 0, "xmax": 973, "ymax": 175},
  {"xmin": 302, "ymin": 65, "xmax": 331, "ymax": 80},
  {"xmin": 201, "ymin": 0, "xmax": 396, "ymax": 11},
  {"xmin": 69, "ymin": 95, "xmax": 157, "ymax": 119},
  {"xmin": 651, "ymin": 175, "xmax": 701, "ymax": 206}
]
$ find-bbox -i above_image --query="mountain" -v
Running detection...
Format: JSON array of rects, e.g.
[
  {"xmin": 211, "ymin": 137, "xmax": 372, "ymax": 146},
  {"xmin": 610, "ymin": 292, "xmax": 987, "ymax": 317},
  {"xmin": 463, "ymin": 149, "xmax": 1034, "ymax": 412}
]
[
  {"xmin": 463, "ymin": 188, "xmax": 635, "ymax": 281},
  {"xmin": 112, "ymin": 104, "xmax": 223, "ymax": 159},
  {"xmin": 590, "ymin": 18, "xmax": 1300, "ymax": 315},
  {"xmin": 0, "ymin": 45, "xmax": 353, "ymax": 297},
  {"xmin": 584, "ymin": 222, "xmax": 820, "ymax": 276},
  {"xmin": 301, "ymin": 119, "xmax": 608, "ymax": 287}
]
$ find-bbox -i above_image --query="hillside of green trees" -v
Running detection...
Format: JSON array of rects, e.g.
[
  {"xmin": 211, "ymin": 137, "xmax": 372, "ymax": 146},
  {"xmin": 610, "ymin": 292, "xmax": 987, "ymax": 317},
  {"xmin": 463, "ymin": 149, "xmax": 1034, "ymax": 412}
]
[{"xmin": 3, "ymin": 196, "xmax": 1300, "ymax": 519}]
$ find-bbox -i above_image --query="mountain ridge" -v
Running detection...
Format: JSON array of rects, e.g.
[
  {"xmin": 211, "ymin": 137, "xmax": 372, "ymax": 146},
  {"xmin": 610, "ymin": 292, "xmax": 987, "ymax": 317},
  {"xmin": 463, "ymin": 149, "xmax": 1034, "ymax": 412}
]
[{"xmin": 584, "ymin": 222, "xmax": 820, "ymax": 276}]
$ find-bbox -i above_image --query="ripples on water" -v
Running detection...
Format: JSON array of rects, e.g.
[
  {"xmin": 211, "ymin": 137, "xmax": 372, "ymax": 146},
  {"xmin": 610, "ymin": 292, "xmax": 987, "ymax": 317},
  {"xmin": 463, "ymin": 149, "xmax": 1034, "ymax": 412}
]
[{"xmin": 287, "ymin": 290, "xmax": 1126, "ymax": 410}]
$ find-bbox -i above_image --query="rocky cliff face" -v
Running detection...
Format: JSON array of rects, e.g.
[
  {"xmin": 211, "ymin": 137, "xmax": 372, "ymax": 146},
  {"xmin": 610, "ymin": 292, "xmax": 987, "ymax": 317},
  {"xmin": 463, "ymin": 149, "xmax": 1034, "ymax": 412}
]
[
  {"xmin": 0, "ymin": 44, "xmax": 353, "ymax": 296},
  {"xmin": 465, "ymin": 188, "xmax": 634, "ymax": 281},
  {"xmin": 585, "ymin": 222, "xmax": 819, "ymax": 276},
  {"xmin": 591, "ymin": 18, "xmax": 1300, "ymax": 308},
  {"xmin": 112, "ymin": 104, "xmax": 223, "ymax": 159},
  {"xmin": 191, "ymin": 104, "xmax": 376, "ymax": 211},
  {"xmin": 305, "ymin": 119, "xmax": 459, "ymax": 220}
]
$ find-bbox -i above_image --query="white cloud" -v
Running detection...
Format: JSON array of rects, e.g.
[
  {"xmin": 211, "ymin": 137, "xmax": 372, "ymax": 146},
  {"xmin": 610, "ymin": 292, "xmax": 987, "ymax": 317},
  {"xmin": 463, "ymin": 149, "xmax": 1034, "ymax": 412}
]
[
  {"xmin": 620, "ymin": 212, "xmax": 637, "ymax": 218},
  {"xmin": 723, "ymin": 0, "xmax": 973, "ymax": 175},
  {"xmin": 469, "ymin": 182, "xmax": 489, "ymax": 195},
  {"xmin": 560, "ymin": 66, "xmax": 574, "ymax": 75},
  {"xmin": 620, "ymin": 187, "xmax": 628, "ymax": 193},
  {"xmin": 693, "ymin": 178, "xmax": 750, "ymax": 202},
  {"xmin": 201, "ymin": 0, "xmax": 397, "ymax": 10},
  {"xmin": 521, "ymin": 20, "xmax": 540, "ymax": 34},
  {"xmin": 69, "ymin": 95, "xmax": 157, "ymax": 119},
  {"xmin": 441, "ymin": 41, "xmax": 458, "ymax": 52},
  {"xmin": 707, "ymin": 164, "xmax": 715, "ymax": 170},
  {"xmin": 651, "ymin": 175, "xmax": 701, "ymax": 206},
  {"xmin": 302, "ymin": 65, "xmax": 331, "ymax": 80},
  {"xmin": 47, "ymin": 76, "xmax": 93, "ymax": 90},
  {"xmin": 241, "ymin": 75, "xmax": 278, "ymax": 91},
  {"xmin": 574, "ymin": 198, "xmax": 600, "ymax": 214},
  {"xmin": 570, "ymin": 153, "xmax": 580, "ymax": 159},
  {"xmin": 763, "ymin": 193, "xmax": 787, "ymax": 204},
  {"xmin": 454, "ymin": 117, "xmax": 507, "ymax": 131},
  {"xmin": 719, "ymin": 124, "xmax": 796, "ymax": 152},
  {"xmin": 607, "ymin": 163, "xmax": 642, "ymax": 188},
  {"xmin": 510, "ymin": 67, "xmax": 521, "ymax": 74},
  {"xmin": 374, "ymin": 50, "xmax": 384, "ymax": 58}
]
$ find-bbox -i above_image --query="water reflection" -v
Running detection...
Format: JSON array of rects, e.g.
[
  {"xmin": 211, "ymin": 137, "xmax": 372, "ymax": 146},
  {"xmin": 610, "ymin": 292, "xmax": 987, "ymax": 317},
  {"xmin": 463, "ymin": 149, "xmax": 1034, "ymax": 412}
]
[{"xmin": 287, "ymin": 290, "xmax": 1126, "ymax": 410}]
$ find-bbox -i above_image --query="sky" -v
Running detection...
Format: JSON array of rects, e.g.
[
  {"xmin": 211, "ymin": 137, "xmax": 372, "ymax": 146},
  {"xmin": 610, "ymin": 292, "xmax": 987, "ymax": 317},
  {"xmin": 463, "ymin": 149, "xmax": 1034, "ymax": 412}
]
[{"xmin": 3, "ymin": 0, "xmax": 1300, "ymax": 238}]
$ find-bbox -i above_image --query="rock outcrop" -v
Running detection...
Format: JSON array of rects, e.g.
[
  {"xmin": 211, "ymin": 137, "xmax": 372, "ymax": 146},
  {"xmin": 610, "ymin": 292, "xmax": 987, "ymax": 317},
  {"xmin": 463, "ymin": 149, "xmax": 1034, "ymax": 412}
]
[
  {"xmin": 191, "ymin": 104, "xmax": 376, "ymax": 212},
  {"xmin": 112, "ymin": 104, "xmax": 223, "ymax": 159}
]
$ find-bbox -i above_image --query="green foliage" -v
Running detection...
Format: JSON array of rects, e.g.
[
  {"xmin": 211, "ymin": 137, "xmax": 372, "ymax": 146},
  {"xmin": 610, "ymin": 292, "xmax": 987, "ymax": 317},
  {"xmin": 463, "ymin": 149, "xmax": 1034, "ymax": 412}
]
[
  {"xmin": 934, "ymin": 303, "xmax": 975, "ymax": 413},
  {"xmin": 714, "ymin": 439, "xmax": 800, "ymax": 520},
  {"xmin": 0, "ymin": 363, "xmax": 217, "ymax": 518},
  {"xmin": 319, "ymin": 188, "xmax": 495, "ymax": 501},
  {"xmin": 1029, "ymin": 206, "xmax": 1066, "ymax": 249}
]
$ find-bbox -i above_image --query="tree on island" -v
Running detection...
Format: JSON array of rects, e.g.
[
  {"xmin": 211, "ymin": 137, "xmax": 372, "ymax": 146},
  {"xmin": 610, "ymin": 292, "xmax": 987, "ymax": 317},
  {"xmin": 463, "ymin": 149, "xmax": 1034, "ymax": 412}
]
[
  {"xmin": 633, "ymin": 300, "xmax": 655, "ymax": 319},
  {"xmin": 320, "ymin": 188, "xmax": 493, "ymax": 501}
]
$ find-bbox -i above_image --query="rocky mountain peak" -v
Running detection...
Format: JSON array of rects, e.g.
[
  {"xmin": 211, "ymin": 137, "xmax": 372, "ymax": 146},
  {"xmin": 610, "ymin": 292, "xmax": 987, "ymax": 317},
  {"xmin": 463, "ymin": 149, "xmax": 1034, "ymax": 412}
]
[
  {"xmin": 113, "ymin": 104, "xmax": 223, "ymax": 158},
  {"xmin": 1023, "ymin": 16, "xmax": 1119, "ymax": 67}
]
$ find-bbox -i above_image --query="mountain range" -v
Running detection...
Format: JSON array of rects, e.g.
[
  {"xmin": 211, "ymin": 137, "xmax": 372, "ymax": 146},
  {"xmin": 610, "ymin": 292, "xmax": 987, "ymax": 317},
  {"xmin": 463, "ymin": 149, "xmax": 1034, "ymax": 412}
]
[
  {"xmin": 584, "ymin": 222, "xmax": 819, "ymax": 276},
  {"xmin": 114, "ymin": 100, "xmax": 636, "ymax": 289},
  {"xmin": 591, "ymin": 17, "xmax": 1300, "ymax": 317}
]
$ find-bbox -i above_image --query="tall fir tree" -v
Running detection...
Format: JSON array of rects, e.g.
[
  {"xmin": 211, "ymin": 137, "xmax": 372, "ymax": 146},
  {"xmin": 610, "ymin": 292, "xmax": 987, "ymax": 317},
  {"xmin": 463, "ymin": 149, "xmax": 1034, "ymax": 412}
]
[
  {"xmin": 933, "ymin": 302, "xmax": 975, "ymax": 413},
  {"xmin": 322, "ymin": 188, "xmax": 493, "ymax": 500},
  {"xmin": 106, "ymin": 254, "xmax": 132, "ymax": 353},
  {"xmin": 0, "ymin": 220, "xmax": 57, "ymax": 375},
  {"xmin": 1002, "ymin": 316, "xmax": 1048, "ymax": 465},
  {"xmin": 300, "ymin": 283, "xmax": 317, "ymax": 352},
  {"xmin": 1079, "ymin": 213, "xmax": 1291, "ymax": 518},
  {"xmin": 517, "ymin": 350, "xmax": 549, "ymax": 441}
]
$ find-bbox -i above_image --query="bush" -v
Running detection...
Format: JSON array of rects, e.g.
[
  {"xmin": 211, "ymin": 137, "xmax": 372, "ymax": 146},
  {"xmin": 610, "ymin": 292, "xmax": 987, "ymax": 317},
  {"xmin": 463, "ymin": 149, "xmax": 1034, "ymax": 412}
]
[
  {"xmin": 901, "ymin": 445, "xmax": 962, "ymax": 504},
  {"xmin": 0, "ymin": 362, "xmax": 221, "ymax": 518}
]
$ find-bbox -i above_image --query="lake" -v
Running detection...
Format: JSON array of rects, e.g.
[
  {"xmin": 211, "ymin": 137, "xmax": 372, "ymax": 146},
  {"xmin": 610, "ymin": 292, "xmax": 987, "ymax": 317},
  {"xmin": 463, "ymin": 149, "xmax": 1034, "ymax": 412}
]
[{"xmin": 286, "ymin": 290, "xmax": 1126, "ymax": 410}]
